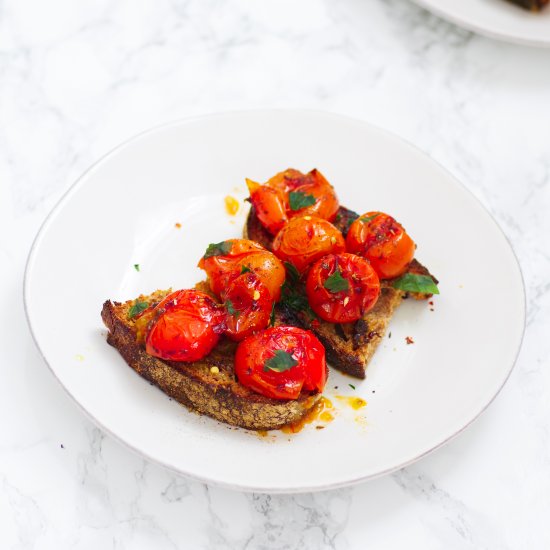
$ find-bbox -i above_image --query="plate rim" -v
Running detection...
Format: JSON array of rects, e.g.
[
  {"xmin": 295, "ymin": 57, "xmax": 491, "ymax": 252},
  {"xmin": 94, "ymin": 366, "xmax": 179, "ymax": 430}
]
[
  {"xmin": 410, "ymin": 0, "xmax": 550, "ymax": 48},
  {"xmin": 23, "ymin": 109, "xmax": 527, "ymax": 493}
]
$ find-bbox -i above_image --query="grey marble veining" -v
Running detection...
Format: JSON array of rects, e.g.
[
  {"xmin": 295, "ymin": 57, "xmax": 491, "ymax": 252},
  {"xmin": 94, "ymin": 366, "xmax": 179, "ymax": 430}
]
[{"xmin": 2, "ymin": 0, "xmax": 550, "ymax": 548}]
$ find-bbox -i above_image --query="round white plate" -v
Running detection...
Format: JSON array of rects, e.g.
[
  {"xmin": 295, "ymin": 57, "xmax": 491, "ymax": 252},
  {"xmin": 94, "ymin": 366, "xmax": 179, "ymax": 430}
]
[
  {"xmin": 411, "ymin": 0, "xmax": 550, "ymax": 47},
  {"xmin": 25, "ymin": 111, "xmax": 525, "ymax": 493}
]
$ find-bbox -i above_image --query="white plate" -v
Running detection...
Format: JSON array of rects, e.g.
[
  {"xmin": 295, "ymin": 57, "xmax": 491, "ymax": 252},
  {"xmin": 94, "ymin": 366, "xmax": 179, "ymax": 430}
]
[
  {"xmin": 25, "ymin": 111, "xmax": 525, "ymax": 493},
  {"xmin": 411, "ymin": 0, "xmax": 550, "ymax": 47}
]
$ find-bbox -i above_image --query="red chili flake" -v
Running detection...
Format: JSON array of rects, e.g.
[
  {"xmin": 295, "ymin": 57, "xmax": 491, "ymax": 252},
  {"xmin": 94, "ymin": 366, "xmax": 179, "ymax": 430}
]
[
  {"xmin": 175, "ymin": 222, "xmax": 182, "ymax": 229},
  {"xmin": 405, "ymin": 336, "xmax": 415, "ymax": 345},
  {"xmin": 429, "ymin": 301, "xmax": 434, "ymax": 306}
]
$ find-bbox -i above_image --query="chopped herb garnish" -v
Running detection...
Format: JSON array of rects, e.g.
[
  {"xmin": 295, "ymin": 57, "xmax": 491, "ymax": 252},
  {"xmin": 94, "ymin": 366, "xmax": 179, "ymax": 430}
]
[
  {"xmin": 289, "ymin": 191, "xmax": 316, "ymax": 211},
  {"xmin": 284, "ymin": 261, "xmax": 300, "ymax": 284},
  {"xmin": 240, "ymin": 265, "xmax": 251, "ymax": 274},
  {"xmin": 134, "ymin": 264, "xmax": 140, "ymax": 272},
  {"xmin": 392, "ymin": 273, "xmax": 439, "ymax": 295},
  {"xmin": 360, "ymin": 213, "xmax": 379, "ymax": 224},
  {"xmin": 225, "ymin": 299, "xmax": 240, "ymax": 317},
  {"xmin": 323, "ymin": 270, "xmax": 350, "ymax": 293},
  {"xmin": 349, "ymin": 384, "xmax": 356, "ymax": 390},
  {"xmin": 263, "ymin": 350, "xmax": 298, "ymax": 372},
  {"xmin": 128, "ymin": 301, "xmax": 148, "ymax": 319},
  {"xmin": 269, "ymin": 302, "xmax": 276, "ymax": 327},
  {"xmin": 203, "ymin": 240, "xmax": 232, "ymax": 259}
]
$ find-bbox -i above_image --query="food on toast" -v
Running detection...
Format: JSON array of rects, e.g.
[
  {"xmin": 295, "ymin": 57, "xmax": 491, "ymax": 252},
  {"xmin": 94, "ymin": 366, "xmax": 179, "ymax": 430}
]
[
  {"xmin": 101, "ymin": 288, "xmax": 326, "ymax": 430},
  {"xmin": 243, "ymin": 168, "xmax": 439, "ymax": 379}
]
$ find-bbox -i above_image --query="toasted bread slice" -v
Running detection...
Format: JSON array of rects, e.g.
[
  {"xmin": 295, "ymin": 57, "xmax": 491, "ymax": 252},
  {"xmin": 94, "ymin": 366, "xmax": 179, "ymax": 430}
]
[
  {"xmin": 245, "ymin": 205, "xmax": 438, "ymax": 379},
  {"xmin": 101, "ymin": 289, "xmax": 321, "ymax": 430}
]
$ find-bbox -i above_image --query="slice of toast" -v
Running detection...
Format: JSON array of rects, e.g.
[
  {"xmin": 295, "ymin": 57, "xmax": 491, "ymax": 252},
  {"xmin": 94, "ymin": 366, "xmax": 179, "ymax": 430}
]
[
  {"xmin": 101, "ymin": 289, "xmax": 321, "ymax": 430},
  {"xmin": 244, "ymin": 205, "xmax": 438, "ymax": 379}
]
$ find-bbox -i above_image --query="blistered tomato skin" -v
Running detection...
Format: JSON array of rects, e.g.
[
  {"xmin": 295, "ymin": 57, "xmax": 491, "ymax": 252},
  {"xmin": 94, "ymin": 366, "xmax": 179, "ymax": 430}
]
[
  {"xmin": 223, "ymin": 273, "xmax": 273, "ymax": 341},
  {"xmin": 234, "ymin": 326, "xmax": 327, "ymax": 400},
  {"xmin": 272, "ymin": 216, "xmax": 346, "ymax": 274},
  {"xmin": 145, "ymin": 290, "xmax": 226, "ymax": 362},
  {"xmin": 198, "ymin": 239, "xmax": 285, "ymax": 302},
  {"xmin": 306, "ymin": 253, "xmax": 380, "ymax": 323},
  {"xmin": 346, "ymin": 212, "xmax": 415, "ymax": 279},
  {"xmin": 247, "ymin": 169, "xmax": 339, "ymax": 236}
]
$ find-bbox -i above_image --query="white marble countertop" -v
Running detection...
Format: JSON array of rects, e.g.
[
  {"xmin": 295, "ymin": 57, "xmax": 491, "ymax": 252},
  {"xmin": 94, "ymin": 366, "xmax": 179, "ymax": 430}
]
[{"xmin": 2, "ymin": 0, "xmax": 550, "ymax": 548}]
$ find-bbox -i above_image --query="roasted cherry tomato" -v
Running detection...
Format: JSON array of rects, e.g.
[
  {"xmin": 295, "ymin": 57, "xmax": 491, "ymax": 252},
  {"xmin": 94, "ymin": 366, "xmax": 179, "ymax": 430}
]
[
  {"xmin": 235, "ymin": 326, "xmax": 327, "ymax": 400},
  {"xmin": 346, "ymin": 212, "xmax": 415, "ymax": 279},
  {"xmin": 246, "ymin": 168, "xmax": 339, "ymax": 235},
  {"xmin": 306, "ymin": 253, "xmax": 380, "ymax": 323},
  {"xmin": 198, "ymin": 239, "xmax": 285, "ymax": 301},
  {"xmin": 223, "ymin": 273, "xmax": 273, "ymax": 341},
  {"xmin": 272, "ymin": 216, "xmax": 346, "ymax": 274},
  {"xmin": 145, "ymin": 289, "xmax": 225, "ymax": 362}
]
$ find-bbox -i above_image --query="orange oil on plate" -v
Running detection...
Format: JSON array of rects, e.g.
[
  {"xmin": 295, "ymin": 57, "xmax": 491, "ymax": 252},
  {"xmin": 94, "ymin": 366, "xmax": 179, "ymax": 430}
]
[
  {"xmin": 280, "ymin": 396, "xmax": 334, "ymax": 434},
  {"xmin": 224, "ymin": 195, "xmax": 240, "ymax": 216}
]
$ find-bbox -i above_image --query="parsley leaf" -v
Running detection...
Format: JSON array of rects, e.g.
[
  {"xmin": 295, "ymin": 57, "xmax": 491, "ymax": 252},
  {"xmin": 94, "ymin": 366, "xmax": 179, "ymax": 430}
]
[
  {"xmin": 289, "ymin": 191, "xmax": 316, "ymax": 211},
  {"xmin": 240, "ymin": 265, "xmax": 251, "ymax": 274},
  {"xmin": 284, "ymin": 261, "xmax": 300, "ymax": 285},
  {"xmin": 128, "ymin": 301, "xmax": 148, "ymax": 319},
  {"xmin": 134, "ymin": 264, "xmax": 140, "ymax": 272},
  {"xmin": 225, "ymin": 299, "xmax": 240, "ymax": 317},
  {"xmin": 263, "ymin": 350, "xmax": 298, "ymax": 372},
  {"xmin": 360, "ymin": 213, "xmax": 379, "ymax": 224},
  {"xmin": 392, "ymin": 273, "xmax": 440, "ymax": 295},
  {"xmin": 269, "ymin": 302, "xmax": 276, "ymax": 327},
  {"xmin": 203, "ymin": 241, "xmax": 232, "ymax": 259},
  {"xmin": 349, "ymin": 384, "xmax": 356, "ymax": 390},
  {"xmin": 323, "ymin": 270, "xmax": 350, "ymax": 293}
]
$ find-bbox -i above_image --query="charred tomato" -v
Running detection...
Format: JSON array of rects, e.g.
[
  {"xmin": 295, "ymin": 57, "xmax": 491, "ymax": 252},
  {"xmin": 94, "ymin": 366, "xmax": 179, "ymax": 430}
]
[
  {"xmin": 198, "ymin": 239, "xmax": 285, "ymax": 302},
  {"xmin": 272, "ymin": 216, "xmax": 345, "ymax": 274},
  {"xmin": 145, "ymin": 289, "xmax": 225, "ymax": 362},
  {"xmin": 306, "ymin": 253, "xmax": 380, "ymax": 323},
  {"xmin": 346, "ymin": 212, "xmax": 415, "ymax": 279},
  {"xmin": 246, "ymin": 168, "xmax": 339, "ymax": 235},
  {"xmin": 223, "ymin": 273, "xmax": 273, "ymax": 341},
  {"xmin": 234, "ymin": 326, "xmax": 327, "ymax": 400}
]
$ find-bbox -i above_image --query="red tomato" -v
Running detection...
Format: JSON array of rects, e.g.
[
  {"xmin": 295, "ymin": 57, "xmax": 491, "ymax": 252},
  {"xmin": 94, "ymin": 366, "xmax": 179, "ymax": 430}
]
[
  {"xmin": 145, "ymin": 290, "xmax": 225, "ymax": 362},
  {"xmin": 306, "ymin": 253, "xmax": 380, "ymax": 323},
  {"xmin": 223, "ymin": 273, "xmax": 273, "ymax": 341},
  {"xmin": 198, "ymin": 239, "xmax": 286, "ymax": 301},
  {"xmin": 246, "ymin": 168, "xmax": 339, "ymax": 235},
  {"xmin": 346, "ymin": 212, "xmax": 415, "ymax": 279},
  {"xmin": 272, "ymin": 216, "xmax": 345, "ymax": 274},
  {"xmin": 234, "ymin": 326, "xmax": 327, "ymax": 400}
]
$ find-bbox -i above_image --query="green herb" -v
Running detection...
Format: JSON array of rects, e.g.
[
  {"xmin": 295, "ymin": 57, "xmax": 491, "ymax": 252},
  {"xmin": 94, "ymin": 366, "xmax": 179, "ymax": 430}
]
[
  {"xmin": 240, "ymin": 265, "xmax": 251, "ymax": 274},
  {"xmin": 284, "ymin": 261, "xmax": 300, "ymax": 285},
  {"xmin": 203, "ymin": 240, "xmax": 232, "ymax": 259},
  {"xmin": 263, "ymin": 350, "xmax": 298, "ymax": 372},
  {"xmin": 391, "ymin": 273, "xmax": 440, "ymax": 295},
  {"xmin": 269, "ymin": 302, "xmax": 276, "ymax": 327},
  {"xmin": 323, "ymin": 270, "xmax": 350, "ymax": 293},
  {"xmin": 225, "ymin": 299, "xmax": 240, "ymax": 317},
  {"xmin": 134, "ymin": 264, "xmax": 140, "ymax": 272},
  {"xmin": 360, "ymin": 213, "xmax": 379, "ymax": 224},
  {"xmin": 128, "ymin": 301, "xmax": 148, "ymax": 319},
  {"xmin": 289, "ymin": 191, "xmax": 316, "ymax": 211},
  {"xmin": 349, "ymin": 384, "xmax": 356, "ymax": 390}
]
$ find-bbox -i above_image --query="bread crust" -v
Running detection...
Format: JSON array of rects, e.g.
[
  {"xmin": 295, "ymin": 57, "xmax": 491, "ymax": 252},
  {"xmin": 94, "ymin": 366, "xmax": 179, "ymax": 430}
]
[{"xmin": 101, "ymin": 294, "xmax": 320, "ymax": 430}]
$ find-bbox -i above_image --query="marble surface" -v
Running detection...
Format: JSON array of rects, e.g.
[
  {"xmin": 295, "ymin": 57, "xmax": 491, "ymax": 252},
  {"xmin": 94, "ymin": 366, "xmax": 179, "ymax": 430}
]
[{"xmin": 2, "ymin": 0, "xmax": 550, "ymax": 547}]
